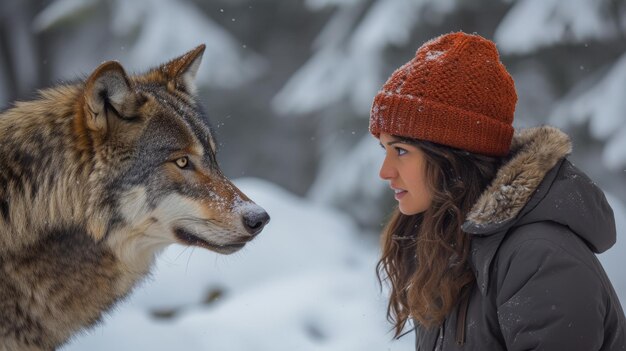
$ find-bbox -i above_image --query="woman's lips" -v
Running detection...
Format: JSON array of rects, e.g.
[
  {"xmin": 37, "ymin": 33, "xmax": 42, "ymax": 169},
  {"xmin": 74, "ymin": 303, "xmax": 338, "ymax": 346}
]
[{"xmin": 393, "ymin": 189, "xmax": 407, "ymax": 200}]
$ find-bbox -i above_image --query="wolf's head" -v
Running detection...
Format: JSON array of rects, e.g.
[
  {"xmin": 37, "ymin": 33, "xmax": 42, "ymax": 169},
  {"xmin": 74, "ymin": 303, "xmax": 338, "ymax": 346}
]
[{"xmin": 78, "ymin": 45, "xmax": 269, "ymax": 256}]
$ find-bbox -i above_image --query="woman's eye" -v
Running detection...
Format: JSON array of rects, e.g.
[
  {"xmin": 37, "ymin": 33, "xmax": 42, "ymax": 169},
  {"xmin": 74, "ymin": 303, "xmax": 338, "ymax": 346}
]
[
  {"xmin": 395, "ymin": 147, "xmax": 407, "ymax": 156},
  {"xmin": 175, "ymin": 157, "xmax": 189, "ymax": 169}
]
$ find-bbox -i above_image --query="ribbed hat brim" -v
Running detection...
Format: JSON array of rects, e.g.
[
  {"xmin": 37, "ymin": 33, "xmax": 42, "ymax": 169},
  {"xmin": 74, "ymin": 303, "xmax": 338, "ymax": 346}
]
[{"xmin": 370, "ymin": 93, "xmax": 513, "ymax": 156}]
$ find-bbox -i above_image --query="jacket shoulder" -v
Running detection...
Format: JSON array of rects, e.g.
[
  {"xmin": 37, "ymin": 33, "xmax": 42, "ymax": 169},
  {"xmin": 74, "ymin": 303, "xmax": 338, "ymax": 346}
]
[
  {"xmin": 498, "ymin": 221, "xmax": 598, "ymax": 271},
  {"xmin": 488, "ymin": 221, "xmax": 623, "ymax": 350},
  {"xmin": 492, "ymin": 221, "xmax": 608, "ymax": 308}
]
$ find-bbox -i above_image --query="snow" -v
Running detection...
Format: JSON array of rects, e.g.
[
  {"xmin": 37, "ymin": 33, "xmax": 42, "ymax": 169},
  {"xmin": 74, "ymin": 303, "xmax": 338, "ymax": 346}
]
[
  {"xmin": 425, "ymin": 50, "xmax": 445, "ymax": 61},
  {"xmin": 6, "ymin": 2, "xmax": 626, "ymax": 347},
  {"xmin": 551, "ymin": 53, "xmax": 626, "ymax": 170},
  {"xmin": 349, "ymin": 0, "xmax": 422, "ymax": 53},
  {"xmin": 306, "ymin": 0, "xmax": 364, "ymax": 11},
  {"xmin": 604, "ymin": 127, "xmax": 626, "ymax": 170},
  {"xmin": 494, "ymin": 0, "xmax": 620, "ymax": 54},
  {"xmin": 307, "ymin": 135, "xmax": 389, "ymax": 228},
  {"xmin": 61, "ymin": 178, "xmax": 414, "ymax": 351},
  {"xmin": 232, "ymin": 197, "xmax": 264, "ymax": 216},
  {"xmin": 599, "ymin": 193, "xmax": 626, "ymax": 301},
  {"xmin": 33, "ymin": 0, "xmax": 265, "ymax": 89},
  {"xmin": 272, "ymin": 0, "xmax": 454, "ymax": 116},
  {"xmin": 32, "ymin": 0, "xmax": 98, "ymax": 32},
  {"xmin": 111, "ymin": 0, "xmax": 266, "ymax": 89},
  {"xmin": 59, "ymin": 176, "xmax": 626, "ymax": 351},
  {"xmin": 272, "ymin": 49, "xmax": 357, "ymax": 115}
]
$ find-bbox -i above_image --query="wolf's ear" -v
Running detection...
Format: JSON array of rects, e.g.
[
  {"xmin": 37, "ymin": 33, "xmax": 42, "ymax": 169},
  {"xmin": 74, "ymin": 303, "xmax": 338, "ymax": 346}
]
[
  {"xmin": 83, "ymin": 61, "xmax": 140, "ymax": 133},
  {"xmin": 161, "ymin": 44, "xmax": 205, "ymax": 95}
]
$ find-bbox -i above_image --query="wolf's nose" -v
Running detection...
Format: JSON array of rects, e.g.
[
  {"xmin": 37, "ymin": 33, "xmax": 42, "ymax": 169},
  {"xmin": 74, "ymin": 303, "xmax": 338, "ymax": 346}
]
[{"xmin": 242, "ymin": 211, "xmax": 270, "ymax": 236}]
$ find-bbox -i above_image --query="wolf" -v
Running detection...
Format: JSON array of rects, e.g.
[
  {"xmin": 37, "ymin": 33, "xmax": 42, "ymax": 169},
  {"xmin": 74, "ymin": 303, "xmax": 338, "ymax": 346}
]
[{"xmin": 0, "ymin": 45, "xmax": 270, "ymax": 350}]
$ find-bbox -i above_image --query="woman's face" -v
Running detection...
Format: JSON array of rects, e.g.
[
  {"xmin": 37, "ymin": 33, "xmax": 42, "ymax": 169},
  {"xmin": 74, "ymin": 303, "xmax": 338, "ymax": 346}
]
[{"xmin": 378, "ymin": 133, "xmax": 433, "ymax": 215}]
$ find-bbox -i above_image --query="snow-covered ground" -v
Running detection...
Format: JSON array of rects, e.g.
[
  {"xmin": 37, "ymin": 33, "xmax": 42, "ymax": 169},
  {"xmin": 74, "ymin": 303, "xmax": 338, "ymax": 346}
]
[
  {"xmin": 62, "ymin": 178, "xmax": 414, "ymax": 351},
  {"xmin": 62, "ymin": 177, "xmax": 625, "ymax": 351}
]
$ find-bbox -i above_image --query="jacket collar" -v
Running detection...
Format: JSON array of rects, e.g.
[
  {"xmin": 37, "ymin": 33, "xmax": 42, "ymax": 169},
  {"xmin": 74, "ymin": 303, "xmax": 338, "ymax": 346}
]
[
  {"xmin": 461, "ymin": 126, "xmax": 572, "ymax": 295},
  {"xmin": 463, "ymin": 126, "xmax": 571, "ymax": 233}
]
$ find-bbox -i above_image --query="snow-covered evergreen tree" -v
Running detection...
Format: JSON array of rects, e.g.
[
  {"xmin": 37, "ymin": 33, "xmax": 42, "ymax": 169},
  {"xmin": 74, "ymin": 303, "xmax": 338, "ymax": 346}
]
[
  {"xmin": 278, "ymin": 0, "xmax": 626, "ymax": 230},
  {"xmin": 495, "ymin": 0, "xmax": 626, "ymax": 171},
  {"xmin": 30, "ymin": 0, "xmax": 265, "ymax": 90}
]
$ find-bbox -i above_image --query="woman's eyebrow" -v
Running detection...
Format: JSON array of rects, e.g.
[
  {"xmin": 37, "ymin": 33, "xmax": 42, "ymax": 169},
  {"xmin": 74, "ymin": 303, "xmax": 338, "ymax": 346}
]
[
  {"xmin": 379, "ymin": 140, "xmax": 404, "ymax": 148},
  {"xmin": 387, "ymin": 140, "xmax": 403, "ymax": 146}
]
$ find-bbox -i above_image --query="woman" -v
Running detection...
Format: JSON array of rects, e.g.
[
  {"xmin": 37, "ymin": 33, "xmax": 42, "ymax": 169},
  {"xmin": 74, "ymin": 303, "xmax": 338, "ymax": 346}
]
[{"xmin": 371, "ymin": 32, "xmax": 626, "ymax": 350}]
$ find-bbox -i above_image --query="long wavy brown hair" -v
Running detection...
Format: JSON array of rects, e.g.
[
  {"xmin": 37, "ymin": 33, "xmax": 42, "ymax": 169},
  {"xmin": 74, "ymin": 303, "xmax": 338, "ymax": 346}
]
[{"xmin": 376, "ymin": 137, "xmax": 502, "ymax": 337}]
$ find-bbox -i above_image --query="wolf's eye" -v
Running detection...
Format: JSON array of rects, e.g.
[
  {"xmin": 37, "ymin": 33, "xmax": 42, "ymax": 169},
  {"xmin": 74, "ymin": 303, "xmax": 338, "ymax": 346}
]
[{"xmin": 175, "ymin": 157, "xmax": 189, "ymax": 169}]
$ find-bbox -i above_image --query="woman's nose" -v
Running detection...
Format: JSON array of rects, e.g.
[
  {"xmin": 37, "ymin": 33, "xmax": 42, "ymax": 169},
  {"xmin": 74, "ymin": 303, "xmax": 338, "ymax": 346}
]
[{"xmin": 379, "ymin": 156, "xmax": 396, "ymax": 180}]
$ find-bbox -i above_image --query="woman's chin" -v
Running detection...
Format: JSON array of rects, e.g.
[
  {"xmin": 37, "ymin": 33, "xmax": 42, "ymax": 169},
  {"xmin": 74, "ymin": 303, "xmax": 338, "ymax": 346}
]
[
  {"xmin": 398, "ymin": 202, "xmax": 428, "ymax": 216},
  {"xmin": 398, "ymin": 205, "xmax": 418, "ymax": 216}
]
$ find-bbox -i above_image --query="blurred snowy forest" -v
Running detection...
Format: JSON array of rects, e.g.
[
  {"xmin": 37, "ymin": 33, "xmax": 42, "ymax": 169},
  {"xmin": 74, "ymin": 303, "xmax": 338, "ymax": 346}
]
[{"xmin": 1, "ymin": 0, "xmax": 626, "ymax": 350}]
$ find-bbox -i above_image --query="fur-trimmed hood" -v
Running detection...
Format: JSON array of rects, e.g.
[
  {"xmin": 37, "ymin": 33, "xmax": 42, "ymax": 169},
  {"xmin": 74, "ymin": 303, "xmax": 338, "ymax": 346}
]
[{"xmin": 462, "ymin": 125, "xmax": 616, "ymax": 254}]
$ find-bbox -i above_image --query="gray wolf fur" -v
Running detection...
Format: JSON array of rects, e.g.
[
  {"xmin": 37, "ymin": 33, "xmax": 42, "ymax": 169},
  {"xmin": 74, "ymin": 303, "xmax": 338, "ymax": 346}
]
[{"xmin": 0, "ymin": 45, "xmax": 269, "ymax": 350}]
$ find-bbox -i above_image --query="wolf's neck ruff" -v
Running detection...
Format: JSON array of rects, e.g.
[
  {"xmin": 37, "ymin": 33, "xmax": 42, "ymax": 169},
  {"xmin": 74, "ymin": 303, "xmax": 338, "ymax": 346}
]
[
  {"xmin": 0, "ymin": 85, "xmax": 102, "ymax": 249},
  {"xmin": 0, "ymin": 45, "xmax": 269, "ymax": 350}
]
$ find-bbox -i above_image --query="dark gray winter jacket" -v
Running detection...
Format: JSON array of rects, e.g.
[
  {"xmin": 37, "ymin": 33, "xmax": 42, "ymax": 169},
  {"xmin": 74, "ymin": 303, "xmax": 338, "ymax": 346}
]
[{"xmin": 414, "ymin": 126, "xmax": 626, "ymax": 350}]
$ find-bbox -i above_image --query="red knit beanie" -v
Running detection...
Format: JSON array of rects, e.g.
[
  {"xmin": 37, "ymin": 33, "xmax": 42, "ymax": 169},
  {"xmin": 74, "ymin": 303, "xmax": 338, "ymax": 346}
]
[{"xmin": 369, "ymin": 32, "xmax": 517, "ymax": 156}]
